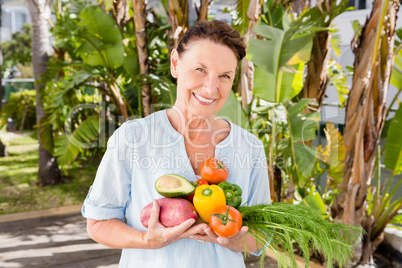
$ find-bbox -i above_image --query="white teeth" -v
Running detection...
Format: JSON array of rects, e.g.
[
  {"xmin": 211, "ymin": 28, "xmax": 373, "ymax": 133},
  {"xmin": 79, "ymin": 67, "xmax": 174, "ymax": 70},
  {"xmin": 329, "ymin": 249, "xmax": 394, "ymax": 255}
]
[{"xmin": 194, "ymin": 93, "xmax": 214, "ymax": 103}]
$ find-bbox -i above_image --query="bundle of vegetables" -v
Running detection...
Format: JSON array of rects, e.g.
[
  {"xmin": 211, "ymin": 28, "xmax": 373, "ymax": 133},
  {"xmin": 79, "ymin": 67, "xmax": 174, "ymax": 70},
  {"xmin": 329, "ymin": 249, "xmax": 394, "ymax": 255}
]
[
  {"xmin": 239, "ymin": 203, "xmax": 362, "ymax": 267},
  {"xmin": 141, "ymin": 157, "xmax": 362, "ymax": 268}
]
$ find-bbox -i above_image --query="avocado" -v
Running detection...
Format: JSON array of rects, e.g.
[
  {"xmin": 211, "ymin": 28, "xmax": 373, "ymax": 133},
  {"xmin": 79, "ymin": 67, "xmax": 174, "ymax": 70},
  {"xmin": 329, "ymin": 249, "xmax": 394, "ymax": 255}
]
[{"xmin": 155, "ymin": 174, "xmax": 195, "ymax": 198}]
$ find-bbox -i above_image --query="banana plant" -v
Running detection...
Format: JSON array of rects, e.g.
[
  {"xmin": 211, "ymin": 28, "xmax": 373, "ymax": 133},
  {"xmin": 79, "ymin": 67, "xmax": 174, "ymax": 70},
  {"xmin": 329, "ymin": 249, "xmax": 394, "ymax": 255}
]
[
  {"xmin": 244, "ymin": 8, "xmax": 331, "ymax": 203},
  {"xmin": 331, "ymin": 0, "xmax": 401, "ymax": 264},
  {"xmin": 250, "ymin": 99, "xmax": 320, "ymax": 200},
  {"xmin": 247, "ymin": 7, "xmax": 330, "ymax": 104},
  {"xmin": 364, "ymin": 104, "xmax": 402, "ymax": 260},
  {"xmin": 377, "ymin": 104, "xmax": 402, "ymax": 232}
]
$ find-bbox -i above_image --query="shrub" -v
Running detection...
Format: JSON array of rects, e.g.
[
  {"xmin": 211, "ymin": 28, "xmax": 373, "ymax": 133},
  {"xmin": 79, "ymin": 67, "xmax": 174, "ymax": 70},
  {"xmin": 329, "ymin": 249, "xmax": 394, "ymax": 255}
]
[{"xmin": 0, "ymin": 90, "xmax": 37, "ymax": 131}]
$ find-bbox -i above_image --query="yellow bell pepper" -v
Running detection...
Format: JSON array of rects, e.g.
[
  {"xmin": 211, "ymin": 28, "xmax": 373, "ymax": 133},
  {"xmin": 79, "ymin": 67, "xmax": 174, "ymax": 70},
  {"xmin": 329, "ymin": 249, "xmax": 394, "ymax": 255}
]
[{"xmin": 193, "ymin": 184, "xmax": 226, "ymax": 222}]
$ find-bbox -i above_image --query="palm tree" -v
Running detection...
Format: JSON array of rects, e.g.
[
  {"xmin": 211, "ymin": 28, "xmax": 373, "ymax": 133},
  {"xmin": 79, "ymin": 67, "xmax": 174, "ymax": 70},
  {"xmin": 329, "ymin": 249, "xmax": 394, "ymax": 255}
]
[
  {"xmin": 332, "ymin": 0, "xmax": 400, "ymax": 264},
  {"xmin": 0, "ymin": 0, "xmax": 5, "ymax": 157},
  {"xmin": 133, "ymin": 0, "xmax": 151, "ymax": 116},
  {"xmin": 27, "ymin": 0, "xmax": 61, "ymax": 185}
]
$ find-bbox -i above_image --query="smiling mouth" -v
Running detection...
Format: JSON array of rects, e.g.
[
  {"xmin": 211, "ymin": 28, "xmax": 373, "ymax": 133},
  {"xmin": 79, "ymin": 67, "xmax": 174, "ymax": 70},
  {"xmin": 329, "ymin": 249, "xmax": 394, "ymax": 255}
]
[{"xmin": 193, "ymin": 93, "xmax": 214, "ymax": 104}]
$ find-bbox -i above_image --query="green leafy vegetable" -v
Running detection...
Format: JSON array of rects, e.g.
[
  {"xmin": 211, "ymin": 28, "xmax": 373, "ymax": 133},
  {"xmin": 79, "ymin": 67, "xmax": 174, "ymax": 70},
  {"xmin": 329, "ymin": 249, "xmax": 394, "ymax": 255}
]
[{"xmin": 239, "ymin": 203, "xmax": 363, "ymax": 268}]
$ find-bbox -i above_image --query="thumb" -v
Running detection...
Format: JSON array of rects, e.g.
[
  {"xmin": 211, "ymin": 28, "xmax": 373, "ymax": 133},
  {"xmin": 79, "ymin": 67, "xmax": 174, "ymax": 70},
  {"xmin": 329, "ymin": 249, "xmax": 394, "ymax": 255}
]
[{"xmin": 148, "ymin": 199, "xmax": 161, "ymax": 229}]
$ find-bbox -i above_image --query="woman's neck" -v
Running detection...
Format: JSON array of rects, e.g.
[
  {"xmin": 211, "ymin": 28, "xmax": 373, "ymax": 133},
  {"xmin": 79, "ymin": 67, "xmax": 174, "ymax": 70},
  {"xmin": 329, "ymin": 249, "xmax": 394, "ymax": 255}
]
[{"xmin": 167, "ymin": 106, "xmax": 217, "ymax": 136}]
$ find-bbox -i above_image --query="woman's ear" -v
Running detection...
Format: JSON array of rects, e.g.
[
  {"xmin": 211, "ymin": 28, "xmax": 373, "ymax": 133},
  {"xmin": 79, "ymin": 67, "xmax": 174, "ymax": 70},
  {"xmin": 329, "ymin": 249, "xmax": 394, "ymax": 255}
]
[{"xmin": 170, "ymin": 49, "xmax": 179, "ymax": 78}]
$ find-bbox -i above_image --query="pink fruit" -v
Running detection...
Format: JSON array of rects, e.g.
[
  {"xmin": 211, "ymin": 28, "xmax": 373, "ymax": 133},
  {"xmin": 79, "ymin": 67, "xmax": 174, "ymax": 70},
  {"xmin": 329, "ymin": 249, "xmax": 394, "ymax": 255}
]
[{"xmin": 140, "ymin": 198, "xmax": 198, "ymax": 228}]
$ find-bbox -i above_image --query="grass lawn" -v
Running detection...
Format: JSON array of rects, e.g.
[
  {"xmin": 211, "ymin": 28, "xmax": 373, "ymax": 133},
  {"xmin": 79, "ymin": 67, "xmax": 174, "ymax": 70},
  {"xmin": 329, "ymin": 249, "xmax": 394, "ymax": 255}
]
[{"xmin": 0, "ymin": 131, "xmax": 98, "ymax": 215}]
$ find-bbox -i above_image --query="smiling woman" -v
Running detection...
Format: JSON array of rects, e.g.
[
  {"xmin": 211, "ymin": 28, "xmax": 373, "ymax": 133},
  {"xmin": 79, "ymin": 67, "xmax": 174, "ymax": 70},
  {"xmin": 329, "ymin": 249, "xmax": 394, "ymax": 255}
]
[
  {"xmin": 82, "ymin": 20, "xmax": 271, "ymax": 268},
  {"xmin": 170, "ymin": 40, "xmax": 237, "ymax": 116}
]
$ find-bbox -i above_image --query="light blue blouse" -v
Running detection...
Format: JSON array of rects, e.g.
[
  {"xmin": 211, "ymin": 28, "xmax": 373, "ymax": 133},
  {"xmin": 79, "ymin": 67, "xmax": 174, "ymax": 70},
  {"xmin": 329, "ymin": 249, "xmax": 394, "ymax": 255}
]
[{"xmin": 82, "ymin": 110, "xmax": 271, "ymax": 268}]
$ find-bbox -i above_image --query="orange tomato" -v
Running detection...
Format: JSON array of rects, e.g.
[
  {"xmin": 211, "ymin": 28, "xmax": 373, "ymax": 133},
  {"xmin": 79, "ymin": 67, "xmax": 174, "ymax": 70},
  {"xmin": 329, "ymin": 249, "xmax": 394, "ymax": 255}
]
[
  {"xmin": 200, "ymin": 158, "xmax": 228, "ymax": 184},
  {"xmin": 209, "ymin": 205, "xmax": 242, "ymax": 237}
]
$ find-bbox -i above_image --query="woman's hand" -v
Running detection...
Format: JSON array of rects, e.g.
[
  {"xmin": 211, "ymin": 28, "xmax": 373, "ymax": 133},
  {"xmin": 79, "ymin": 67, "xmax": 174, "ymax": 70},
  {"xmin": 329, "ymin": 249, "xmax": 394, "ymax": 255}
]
[
  {"xmin": 189, "ymin": 225, "xmax": 253, "ymax": 252},
  {"xmin": 144, "ymin": 200, "xmax": 208, "ymax": 249}
]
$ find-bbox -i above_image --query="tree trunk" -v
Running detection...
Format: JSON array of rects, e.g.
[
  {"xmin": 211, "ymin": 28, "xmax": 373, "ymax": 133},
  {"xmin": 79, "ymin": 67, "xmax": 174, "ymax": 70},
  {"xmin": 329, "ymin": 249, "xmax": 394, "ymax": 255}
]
[
  {"xmin": 301, "ymin": 0, "xmax": 338, "ymax": 113},
  {"xmin": 0, "ymin": 0, "xmax": 5, "ymax": 157},
  {"xmin": 113, "ymin": 0, "xmax": 129, "ymax": 26},
  {"xmin": 237, "ymin": 0, "xmax": 260, "ymax": 110},
  {"xmin": 332, "ymin": 0, "xmax": 399, "ymax": 264},
  {"xmin": 132, "ymin": 0, "xmax": 151, "ymax": 116},
  {"xmin": 196, "ymin": 0, "xmax": 209, "ymax": 22},
  {"xmin": 27, "ymin": 0, "xmax": 61, "ymax": 186},
  {"xmin": 168, "ymin": 0, "xmax": 189, "ymax": 49},
  {"xmin": 302, "ymin": 30, "xmax": 331, "ymax": 112}
]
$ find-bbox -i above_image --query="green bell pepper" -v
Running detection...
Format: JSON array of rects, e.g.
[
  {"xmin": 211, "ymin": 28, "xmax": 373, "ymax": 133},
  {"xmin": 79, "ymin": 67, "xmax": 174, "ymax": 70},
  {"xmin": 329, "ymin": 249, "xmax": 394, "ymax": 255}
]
[{"xmin": 218, "ymin": 181, "xmax": 242, "ymax": 208}]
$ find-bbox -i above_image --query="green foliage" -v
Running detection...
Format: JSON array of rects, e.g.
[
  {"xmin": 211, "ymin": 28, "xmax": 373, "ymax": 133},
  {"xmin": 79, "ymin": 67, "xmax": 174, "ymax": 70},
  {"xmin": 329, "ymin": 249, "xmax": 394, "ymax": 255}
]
[
  {"xmin": 248, "ymin": 22, "xmax": 312, "ymax": 103},
  {"xmin": 318, "ymin": 122, "xmax": 345, "ymax": 185},
  {"xmin": 2, "ymin": 24, "xmax": 32, "ymax": 72},
  {"xmin": 0, "ymin": 132, "xmax": 98, "ymax": 215},
  {"xmin": 384, "ymin": 104, "xmax": 402, "ymax": 175},
  {"xmin": 247, "ymin": 4, "xmax": 336, "ymax": 103},
  {"xmin": 251, "ymin": 99, "xmax": 320, "ymax": 189},
  {"xmin": 390, "ymin": 28, "xmax": 402, "ymax": 90},
  {"xmin": 39, "ymin": 0, "xmax": 174, "ymax": 166},
  {"xmin": 77, "ymin": 6, "xmax": 124, "ymax": 68},
  {"xmin": 0, "ymin": 90, "xmax": 36, "ymax": 130},
  {"xmin": 366, "ymin": 148, "xmax": 402, "ymax": 244},
  {"xmin": 240, "ymin": 203, "xmax": 363, "ymax": 268},
  {"xmin": 231, "ymin": 0, "xmax": 251, "ymax": 36},
  {"xmin": 260, "ymin": 0, "xmax": 285, "ymax": 28},
  {"xmin": 217, "ymin": 91, "xmax": 249, "ymax": 129},
  {"xmin": 328, "ymin": 60, "xmax": 349, "ymax": 108},
  {"xmin": 54, "ymin": 116, "xmax": 101, "ymax": 165}
]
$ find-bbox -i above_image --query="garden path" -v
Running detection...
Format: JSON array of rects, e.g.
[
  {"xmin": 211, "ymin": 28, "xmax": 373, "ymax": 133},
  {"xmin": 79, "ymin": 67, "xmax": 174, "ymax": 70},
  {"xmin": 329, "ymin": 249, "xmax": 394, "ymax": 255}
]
[{"xmin": 0, "ymin": 210, "xmax": 276, "ymax": 268}]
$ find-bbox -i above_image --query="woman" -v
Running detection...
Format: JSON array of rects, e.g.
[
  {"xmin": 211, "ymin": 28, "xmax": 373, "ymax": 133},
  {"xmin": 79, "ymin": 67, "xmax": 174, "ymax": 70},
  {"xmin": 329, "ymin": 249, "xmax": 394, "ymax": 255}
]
[{"xmin": 82, "ymin": 20, "xmax": 270, "ymax": 267}]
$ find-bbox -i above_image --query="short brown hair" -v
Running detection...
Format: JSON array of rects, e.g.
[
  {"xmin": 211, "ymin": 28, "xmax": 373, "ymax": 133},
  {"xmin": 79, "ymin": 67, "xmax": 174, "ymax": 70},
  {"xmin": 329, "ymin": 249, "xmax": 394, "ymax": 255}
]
[{"xmin": 177, "ymin": 20, "xmax": 246, "ymax": 61}]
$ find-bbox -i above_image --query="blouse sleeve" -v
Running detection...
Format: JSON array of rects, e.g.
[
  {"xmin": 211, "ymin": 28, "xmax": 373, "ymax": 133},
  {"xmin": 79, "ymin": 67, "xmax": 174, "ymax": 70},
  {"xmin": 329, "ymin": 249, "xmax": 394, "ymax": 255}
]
[{"xmin": 81, "ymin": 122, "xmax": 133, "ymax": 221}]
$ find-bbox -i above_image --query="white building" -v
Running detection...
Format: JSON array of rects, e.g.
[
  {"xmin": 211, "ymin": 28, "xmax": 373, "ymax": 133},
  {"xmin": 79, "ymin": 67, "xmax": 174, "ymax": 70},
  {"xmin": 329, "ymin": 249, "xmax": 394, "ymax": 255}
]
[{"xmin": 1, "ymin": 0, "xmax": 31, "ymax": 42}]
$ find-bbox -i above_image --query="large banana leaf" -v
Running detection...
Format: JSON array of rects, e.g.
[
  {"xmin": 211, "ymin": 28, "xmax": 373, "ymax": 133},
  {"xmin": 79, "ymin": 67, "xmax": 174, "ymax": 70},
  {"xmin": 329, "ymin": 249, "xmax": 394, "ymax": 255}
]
[
  {"xmin": 287, "ymin": 100, "xmax": 319, "ymax": 186},
  {"xmin": 253, "ymin": 63, "xmax": 305, "ymax": 103},
  {"xmin": 260, "ymin": 0, "xmax": 285, "ymax": 28},
  {"xmin": 384, "ymin": 104, "xmax": 402, "ymax": 175},
  {"xmin": 247, "ymin": 22, "xmax": 313, "ymax": 103},
  {"xmin": 286, "ymin": 99, "xmax": 320, "ymax": 142},
  {"xmin": 390, "ymin": 41, "xmax": 402, "ymax": 89},
  {"xmin": 77, "ymin": 5, "xmax": 124, "ymax": 68},
  {"xmin": 293, "ymin": 142, "xmax": 317, "ymax": 183},
  {"xmin": 54, "ymin": 116, "xmax": 101, "ymax": 165},
  {"xmin": 390, "ymin": 28, "xmax": 402, "ymax": 89},
  {"xmin": 217, "ymin": 90, "xmax": 249, "ymax": 129}
]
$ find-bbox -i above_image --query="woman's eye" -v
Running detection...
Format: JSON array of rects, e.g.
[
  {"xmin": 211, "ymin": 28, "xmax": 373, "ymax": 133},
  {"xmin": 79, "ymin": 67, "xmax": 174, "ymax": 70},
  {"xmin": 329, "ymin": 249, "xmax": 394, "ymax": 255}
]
[
  {"xmin": 221, "ymin": 74, "xmax": 231, "ymax": 79},
  {"xmin": 196, "ymin": 68, "xmax": 205, "ymax": 73}
]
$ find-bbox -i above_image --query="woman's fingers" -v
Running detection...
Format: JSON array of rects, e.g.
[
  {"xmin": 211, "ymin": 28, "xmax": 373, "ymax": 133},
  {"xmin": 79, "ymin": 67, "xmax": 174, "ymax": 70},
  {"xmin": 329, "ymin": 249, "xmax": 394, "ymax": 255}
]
[
  {"xmin": 147, "ymin": 200, "xmax": 160, "ymax": 229},
  {"xmin": 203, "ymin": 225, "xmax": 249, "ymax": 245},
  {"xmin": 165, "ymin": 218, "xmax": 196, "ymax": 237},
  {"xmin": 179, "ymin": 223, "xmax": 208, "ymax": 238}
]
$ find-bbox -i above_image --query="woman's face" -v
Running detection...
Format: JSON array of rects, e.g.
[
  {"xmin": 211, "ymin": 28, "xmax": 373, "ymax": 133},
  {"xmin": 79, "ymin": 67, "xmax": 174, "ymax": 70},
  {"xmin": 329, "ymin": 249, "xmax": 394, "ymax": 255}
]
[{"xmin": 170, "ymin": 39, "xmax": 238, "ymax": 117}]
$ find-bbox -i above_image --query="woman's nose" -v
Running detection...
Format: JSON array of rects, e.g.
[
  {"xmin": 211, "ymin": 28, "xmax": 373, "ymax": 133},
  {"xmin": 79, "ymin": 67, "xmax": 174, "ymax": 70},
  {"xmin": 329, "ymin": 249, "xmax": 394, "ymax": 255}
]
[{"xmin": 203, "ymin": 75, "xmax": 219, "ymax": 94}]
